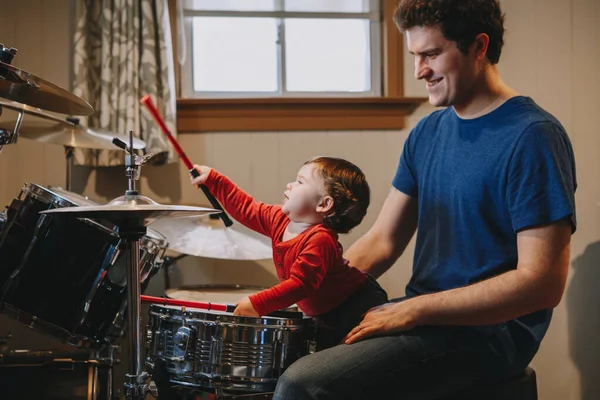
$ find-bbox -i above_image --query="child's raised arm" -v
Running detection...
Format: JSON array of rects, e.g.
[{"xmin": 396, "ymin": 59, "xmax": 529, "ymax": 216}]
[{"xmin": 191, "ymin": 164, "xmax": 282, "ymax": 238}]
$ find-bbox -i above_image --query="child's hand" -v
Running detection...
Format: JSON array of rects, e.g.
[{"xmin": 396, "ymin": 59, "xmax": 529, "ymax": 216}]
[
  {"xmin": 190, "ymin": 164, "xmax": 212, "ymax": 186},
  {"xmin": 233, "ymin": 296, "xmax": 260, "ymax": 317}
]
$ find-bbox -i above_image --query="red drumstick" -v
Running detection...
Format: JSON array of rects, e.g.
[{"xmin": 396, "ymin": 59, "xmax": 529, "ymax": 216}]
[
  {"xmin": 141, "ymin": 294, "xmax": 235, "ymax": 313},
  {"xmin": 141, "ymin": 295, "xmax": 305, "ymax": 319},
  {"xmin": 140, "ymin": 95, "xmax": 233, "ymax": 227}
]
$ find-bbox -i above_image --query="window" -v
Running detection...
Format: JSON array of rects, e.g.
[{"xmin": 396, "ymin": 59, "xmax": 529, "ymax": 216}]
[
  {"xmin": 180, "ymin": 0, "xmax": 381, "ymax": 98},
  {"xmin": 169, "ymin": 0, "xmax": 427, "ymax": 132}
]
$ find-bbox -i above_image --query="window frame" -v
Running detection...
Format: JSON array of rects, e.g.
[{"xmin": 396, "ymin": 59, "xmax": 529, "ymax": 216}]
[
  {"xmin": 169, "ymin": 0, "xmax": 427, "ymax": 132},
  {"xmin": 180, "ymin": 7, "xmax": 382, "ymax": 98}
]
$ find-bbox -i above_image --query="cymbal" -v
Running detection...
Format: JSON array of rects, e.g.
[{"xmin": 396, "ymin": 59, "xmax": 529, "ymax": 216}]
[
  {"xmin": 151, "ymin": 215, "xmax": 273, "ymax": 260},
  {"xmin": 0, "ymin": 100, "xmax": 146, "ymax": 149},
  {"xmin": 0, "ymin": 61, "xmax": 93, "ymax": 115},
  {"xmin": 40, "ymin": 204, "xmax": 221, "ymax": 227},
  {"xmin": 87, "ymin": 128, "xmax": 147, "ymax": 150},
  {"xmin": 9, "ymin": 119, "xmax": 118, "ymax": 149}
]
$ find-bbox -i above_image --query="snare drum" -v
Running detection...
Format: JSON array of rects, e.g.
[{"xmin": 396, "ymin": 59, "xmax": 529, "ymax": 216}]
[
  {"xmin": 145, "ymin": 304, "xmax": 315, "ymax": 392},
  {"xmin": 0, "ymin": 183, "xmax": 167, "ymax": 348}
]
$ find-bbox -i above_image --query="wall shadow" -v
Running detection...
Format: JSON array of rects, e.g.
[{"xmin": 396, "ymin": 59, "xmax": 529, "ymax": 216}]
[
  {"xmin": 141, "ymin": 162, "xmax": 183, "ymax": 204},
  {"xmin": 567, "ymin": 241, "xmax": 600, "ymax": 400}
]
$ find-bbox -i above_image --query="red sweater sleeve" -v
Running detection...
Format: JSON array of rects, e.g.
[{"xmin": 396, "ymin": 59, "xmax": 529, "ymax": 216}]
[
  {"xmin": 203, "ymin": 169, "xmax": 280, "ymax": 238},
  {"xmin": 249, "ymin": 232, "xmax": 336, "ymax": 316}
]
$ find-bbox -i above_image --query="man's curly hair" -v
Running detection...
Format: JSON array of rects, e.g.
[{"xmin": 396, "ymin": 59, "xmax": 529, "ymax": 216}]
[
  {"xmin": 304, "ymin": 157, "xmax": 370, "ymax": 234},
  {"xmin": 393, "ymin": 0, "xmax": 505, "ymax": 64}
]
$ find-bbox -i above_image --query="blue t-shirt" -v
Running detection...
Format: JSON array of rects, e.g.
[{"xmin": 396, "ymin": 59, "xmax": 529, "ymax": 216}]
[{"xmin": 393, "ymin": 96, "xmax": 577, "ymax": 354}]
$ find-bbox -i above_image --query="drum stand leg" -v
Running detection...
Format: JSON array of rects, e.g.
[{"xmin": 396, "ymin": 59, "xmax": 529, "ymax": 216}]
[
  {"xmin": 121, "ymin": 228, "xmax": 157, "ymax": 400},
  {"xmin": 64, "ymin": 145, "xmax": 74, "ymax": 191}
]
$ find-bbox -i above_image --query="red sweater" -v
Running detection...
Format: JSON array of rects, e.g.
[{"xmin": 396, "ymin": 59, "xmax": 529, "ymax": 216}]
[{"xmin": 203, "ymin": 170, "xmax": 367, "ymax": 317}]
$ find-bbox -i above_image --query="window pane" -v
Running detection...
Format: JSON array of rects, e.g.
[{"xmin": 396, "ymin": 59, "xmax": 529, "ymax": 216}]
[
  {"xmin": 283, "ymin": 0, "xmax": 377, "ymax": 13},
  {"xmin": 192, "ymin": 17, "xmax": 279, "ymax": 93},
  {"xmin": 184, "ymin": 0, "xmax": 277, "ymax": 12},
  {"xmin": 285, "ymin": 19, "xmax": 371, "ymax": 93}
]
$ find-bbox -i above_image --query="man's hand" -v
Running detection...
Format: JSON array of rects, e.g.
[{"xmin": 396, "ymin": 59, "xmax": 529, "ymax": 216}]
[
  {"xmin": 233, "ymin": 296, "xmax": 260, "ymax": 317},
  {"xmin": 343, "ymin": 299, "xmax": 419, "ymax": 344},
  {"xmin": 190, "ymin": 164, "xmax": 212, "ymax": 186}
]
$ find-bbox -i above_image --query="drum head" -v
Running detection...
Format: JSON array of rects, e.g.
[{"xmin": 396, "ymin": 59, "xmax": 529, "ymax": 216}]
[
  {"xmin": 165, "ymin": 284, "xmax": 266, "ymax": 305},
  {"xmin": 165, "ymin": 284, "xmax": 299, "ymax": 312}
]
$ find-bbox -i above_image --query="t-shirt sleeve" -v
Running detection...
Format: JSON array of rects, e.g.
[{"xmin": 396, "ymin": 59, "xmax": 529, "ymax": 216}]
[
  {"xmin": 507, "ymin": 121, "xmax": 577, "ymax": 233},
  {"xmin": 392, "ymin": 131, "xmax": 418, "ymax": 197}
]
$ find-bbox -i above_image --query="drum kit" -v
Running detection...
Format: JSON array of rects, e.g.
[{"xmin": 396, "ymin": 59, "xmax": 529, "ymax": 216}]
[{"xmin": 0, "ymin": 45, "xmax": 314, "ymax": 399}]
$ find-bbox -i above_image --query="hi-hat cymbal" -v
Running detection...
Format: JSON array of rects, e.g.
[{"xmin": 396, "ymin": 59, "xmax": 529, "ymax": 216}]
[
  {"xmin": 0, "ymin": 100, "xmax": 146, "ymax": 149},
  {"xmin": 0, "ymin": 61, "xmax": 93, "ymax": 115},
  {"xmin": 151, "ymin": 215, "xmax": 273, "ymax": 260}
]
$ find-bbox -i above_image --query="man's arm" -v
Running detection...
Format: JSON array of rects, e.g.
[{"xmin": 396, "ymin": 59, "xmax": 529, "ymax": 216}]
[
  {"xmin": 345, "ymin": 218, "xmax": 572, "ymax": 343},
  {"xmin": 344, "ymin": 187, "xmax": 418, "ymax": 278},
  {"xmin": 415, "ymin": 218, "xmax": 571, "ymax": 325}
]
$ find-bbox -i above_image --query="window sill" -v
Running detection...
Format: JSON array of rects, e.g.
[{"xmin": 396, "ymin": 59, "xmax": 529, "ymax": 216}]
[{"xmin": 176, "ymin": 97, "xmax": 428, "ymax": 132}]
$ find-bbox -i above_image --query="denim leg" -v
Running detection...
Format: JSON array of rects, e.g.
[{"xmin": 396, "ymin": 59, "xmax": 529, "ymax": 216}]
[
  {"xmin": 314, "ymin": 275, "xmax": 388, "ymax": 351},
  {"xmin": 273, "ymin": 326, "xmax": 528, "ymax": 400}
]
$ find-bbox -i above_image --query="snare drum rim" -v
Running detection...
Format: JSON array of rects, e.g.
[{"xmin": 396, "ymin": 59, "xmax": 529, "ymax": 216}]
[
  {"xmin": 141, "ymin": 228, "xmax": 168, "ymax": 252},
  {"xmin": 21, "ymin": 183, "xmax": 77, "ymax": 208},
  {"xmin": 148, "ymin": 303, "xmax": 311, "ymax": 327},
  {"xmin": 48, "ymin": 185, "xmax": 97, "ymax": 206}
]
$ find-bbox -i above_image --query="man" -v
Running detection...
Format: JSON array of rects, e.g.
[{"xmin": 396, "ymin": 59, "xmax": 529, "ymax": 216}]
[{"xmin": 272, "ymin": 0, "xmax": 577, "ymax": 399}]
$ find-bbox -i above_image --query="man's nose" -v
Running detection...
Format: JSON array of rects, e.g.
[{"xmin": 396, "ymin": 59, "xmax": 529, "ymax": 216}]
[{"xmin": 414, "ymin": 58, "xmax": 431, "ymax": 80}]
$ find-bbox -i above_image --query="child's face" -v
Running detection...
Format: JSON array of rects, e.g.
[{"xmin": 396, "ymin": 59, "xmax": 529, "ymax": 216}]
[{"xmin": 282, "ymin": 163, "xmax": 326, "ymax": 222}]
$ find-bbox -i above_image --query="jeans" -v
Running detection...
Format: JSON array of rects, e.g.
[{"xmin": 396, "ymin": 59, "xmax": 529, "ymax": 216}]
[
  {"xmin": 273, "ymin": 323, "xmax": 535, "ymax": 400},
  {"xmin": 314, "ymin": 275, "xmax": 389, "ymax": 351}
]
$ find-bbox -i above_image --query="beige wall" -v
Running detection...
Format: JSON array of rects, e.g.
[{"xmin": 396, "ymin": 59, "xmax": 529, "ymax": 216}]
[{"xmin": 0, "ymin": 0, "xmax": 599, "ymax": 399}]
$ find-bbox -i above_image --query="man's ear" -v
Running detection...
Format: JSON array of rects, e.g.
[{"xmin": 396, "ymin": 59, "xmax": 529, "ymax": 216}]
[
  {"xmin": 316, "ymin": 195, "xmax": 334, "ymax": 214},
  {"xmin": 473, "ymin": 33, "xmax": 490, "ymax": 61}
]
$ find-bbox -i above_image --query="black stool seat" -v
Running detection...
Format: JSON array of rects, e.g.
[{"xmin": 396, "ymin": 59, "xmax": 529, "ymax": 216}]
[{"xmin": 441, "ymin": 367, "xmax": 538, "ymax": 400}]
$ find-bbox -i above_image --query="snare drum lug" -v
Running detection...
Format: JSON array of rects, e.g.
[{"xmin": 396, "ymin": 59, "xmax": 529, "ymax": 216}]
[
  {"xmin": 174, "ymin": 326, "xmax": 191, "ymax": 353},
  {"xmin": 209, "ymin": 336, "xmax": 223, "ymax": 366},
  {"xmin": 273, "ymin": 339, "xmax": 285, "ymax": 376},
  {"xmin": 153, "ymin": 329, "xmax": 166, "ymax": 358}
]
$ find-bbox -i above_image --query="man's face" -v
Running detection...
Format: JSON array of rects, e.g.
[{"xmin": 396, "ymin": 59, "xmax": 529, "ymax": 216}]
[{"xmin": 406, "ymin": 25, "xmax": 477, "ymax": 108}]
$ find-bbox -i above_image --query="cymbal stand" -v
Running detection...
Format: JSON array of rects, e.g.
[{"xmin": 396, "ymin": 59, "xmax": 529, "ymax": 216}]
[
  {"xmin": 64, "ymin": 146, "xmax": 74, "ymax": 191},
  {"xmin": 0, "ymin": 44, "xmax": 20, "ymax": 154},
  {"xmin": 112, "ymin": 133, "xmax": 157, "ymax": 399},
  {"xmin": 122, "ymin": 220, "xmax": 151, "ymax": 400},
  {"xmin": 0, "ymin": 108, "xmax": 23, "ymax": 153}
]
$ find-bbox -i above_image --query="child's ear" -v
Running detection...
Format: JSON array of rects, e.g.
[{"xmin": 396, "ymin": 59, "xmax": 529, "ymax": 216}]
[{"xmin": 316, "ymin": 195, "xmax": 334, "ymax": 214}]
